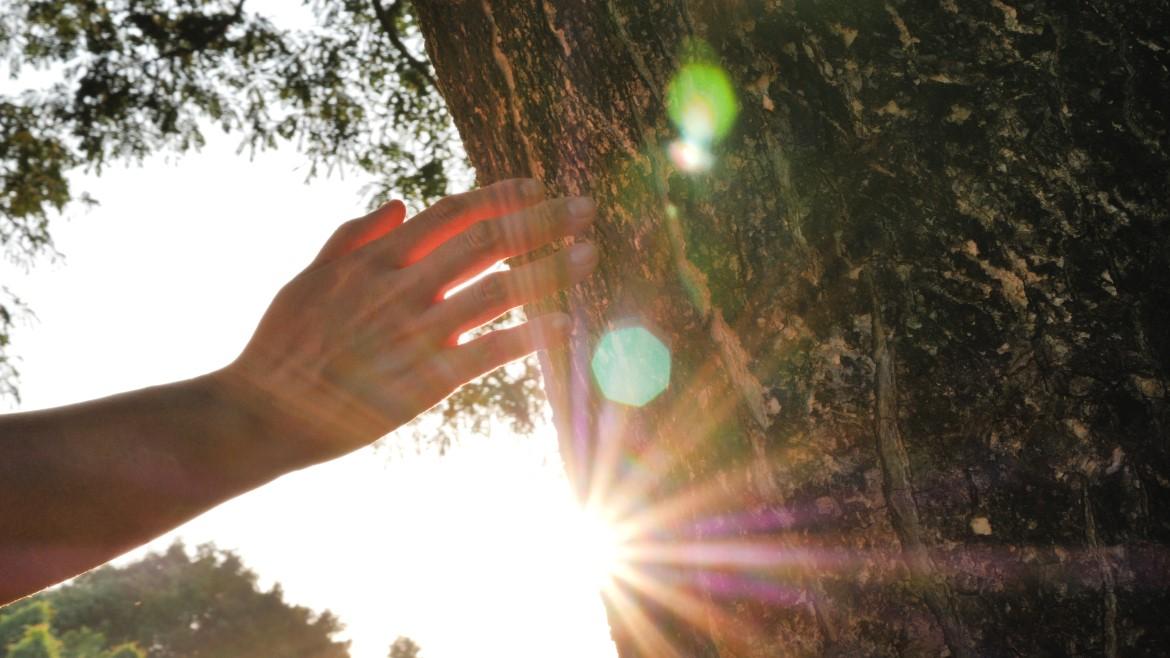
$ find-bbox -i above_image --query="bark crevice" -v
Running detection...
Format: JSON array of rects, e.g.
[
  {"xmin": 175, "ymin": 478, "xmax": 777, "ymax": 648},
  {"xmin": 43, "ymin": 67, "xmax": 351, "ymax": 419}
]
[
  {"xmin": 480, "ymin": 0, "xmax": 544, "ymax": 181},
  {"xmin": 1081, "ymin": 479, "xmax": 1120, "ymax": 658},
  {"xmin": 871, "ymin": 283, "xmax": 974, "ymax": 658}
]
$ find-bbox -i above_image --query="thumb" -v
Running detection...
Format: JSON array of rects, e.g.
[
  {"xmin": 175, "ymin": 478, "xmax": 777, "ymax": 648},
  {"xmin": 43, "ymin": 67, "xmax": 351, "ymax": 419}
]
[{"xmin": 308, "ymin": 200, "xmax": 407, "ymax": 270}]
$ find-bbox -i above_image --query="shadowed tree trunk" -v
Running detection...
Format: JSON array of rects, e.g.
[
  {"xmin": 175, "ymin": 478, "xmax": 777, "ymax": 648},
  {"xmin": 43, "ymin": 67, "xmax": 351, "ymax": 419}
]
[{"xmin": 412, "ymin": 2, "xmax": 1170, "ymax": 656}]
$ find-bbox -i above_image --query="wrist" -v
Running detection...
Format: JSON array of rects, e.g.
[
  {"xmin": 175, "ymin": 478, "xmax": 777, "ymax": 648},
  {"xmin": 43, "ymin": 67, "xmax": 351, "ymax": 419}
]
[{"xmin": 198, "ymin": 366, "xmax": 318, "ymax": 486}]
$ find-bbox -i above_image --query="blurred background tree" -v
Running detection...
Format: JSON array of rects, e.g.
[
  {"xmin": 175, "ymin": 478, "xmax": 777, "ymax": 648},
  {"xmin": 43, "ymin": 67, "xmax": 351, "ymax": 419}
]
[
  {"xmin": 4, "ymin": 542, "xmax": 348, "ymax": 658},
  {"xmin": 386, "ymin": 636, "xmax": 419, "ymax": 658},
  {"xmin": 0, "ymin": 604, "xmax": 146, "ymax": 658},
  {"xmin": 0, "ymin": 0, "xmax": 540, "ymax": 447}
]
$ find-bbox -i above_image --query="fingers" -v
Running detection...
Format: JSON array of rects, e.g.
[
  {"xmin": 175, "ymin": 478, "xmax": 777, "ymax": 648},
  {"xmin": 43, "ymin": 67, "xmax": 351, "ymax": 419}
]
[
  {"xmin": 308, "ymin": 200, "xmax": 406, "ymax": 271},
  {"xmin": 379, "ymin": 178, "xmax": 545, "ymax": 267},
  {"xmin": 433, "ymin": 313, "xmax": 572, "ymax": 388},
  {"xmin": 426, "ymin": 242, "xmax": 598, "ymax": 343},
  {"xmin": 418, "ymin": 196, "xmax": 597, "ymax": 297}
]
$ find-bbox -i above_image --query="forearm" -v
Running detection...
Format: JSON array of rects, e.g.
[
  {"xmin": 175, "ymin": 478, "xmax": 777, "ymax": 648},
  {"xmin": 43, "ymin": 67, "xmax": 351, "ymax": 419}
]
[{"xmin": 0, "ymin": 371, "xmax": 285, "ymax": 604}]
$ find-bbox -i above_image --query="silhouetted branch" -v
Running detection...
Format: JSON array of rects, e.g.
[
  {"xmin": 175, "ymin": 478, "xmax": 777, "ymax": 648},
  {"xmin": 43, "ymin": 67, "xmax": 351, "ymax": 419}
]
[{"xmin": 370, "ymin": 0, "xmax": 438, "ymax": 90}]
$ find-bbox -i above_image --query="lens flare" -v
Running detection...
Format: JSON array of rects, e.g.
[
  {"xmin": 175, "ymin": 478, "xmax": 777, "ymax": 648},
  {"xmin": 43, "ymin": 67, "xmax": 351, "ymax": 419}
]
[
  {"xmin": 572, "ymin": 508, "xmax": 623, "ymax": 588},
  {"xmin": 668, "ymin": 139, "xmax": 714, "ymax": 173},
  {"xmin": 667, "ymin": 62, "xmax": 739, "ymax": 147},
  {"xmin": 591, "ymin": 326, "xmax": 672, "ymax": 407}
]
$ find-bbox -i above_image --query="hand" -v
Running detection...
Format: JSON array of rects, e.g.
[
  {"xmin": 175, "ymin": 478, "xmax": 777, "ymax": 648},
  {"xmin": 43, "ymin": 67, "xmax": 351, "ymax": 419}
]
[{"xmin": 216, "ymin": 179, "xmax": 597, "ymax": 468}]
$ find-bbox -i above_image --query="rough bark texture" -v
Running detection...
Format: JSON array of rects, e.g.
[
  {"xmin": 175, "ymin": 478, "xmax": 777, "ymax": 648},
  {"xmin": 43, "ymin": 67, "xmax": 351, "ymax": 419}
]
[{"xmin": 413, "ymin": 2, "xmax": 1170, "ymax": 656}]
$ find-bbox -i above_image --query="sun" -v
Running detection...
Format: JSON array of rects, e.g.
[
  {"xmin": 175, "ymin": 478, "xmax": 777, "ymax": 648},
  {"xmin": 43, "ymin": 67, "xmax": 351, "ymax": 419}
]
[{"xmin": 568, "ymin": 507, "xmax": 624, "ymax": 590}]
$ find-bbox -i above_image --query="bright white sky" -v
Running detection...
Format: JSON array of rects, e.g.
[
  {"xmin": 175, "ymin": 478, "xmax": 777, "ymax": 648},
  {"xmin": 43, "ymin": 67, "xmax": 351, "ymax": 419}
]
[{"xmin": 0, "ymin": 7, "xmax": 619, "ymax": 655}]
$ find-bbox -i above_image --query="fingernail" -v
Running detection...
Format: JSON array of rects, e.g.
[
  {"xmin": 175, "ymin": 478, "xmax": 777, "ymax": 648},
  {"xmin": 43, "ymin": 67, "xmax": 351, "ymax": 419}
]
[
  {"xmin": 522, "ymin": 179, "xmax": 543, "ymax": 198},
  {"xmin": 570, "ymin": 242, "xmax": 598, "ymax": 267},
  {"xmin": 568, "ymin": 196, "xmax": 595, "ymax": 218}
]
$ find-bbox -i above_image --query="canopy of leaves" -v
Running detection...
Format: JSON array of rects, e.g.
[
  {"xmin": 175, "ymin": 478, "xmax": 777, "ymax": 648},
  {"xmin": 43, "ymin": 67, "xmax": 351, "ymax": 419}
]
[
  {"xmin": 1, "ymin": 596, "xmax": 145, "ymax": 658},
  {"xmin": 0, "ymin": 0, "xmax": 543, "ymax": 444},
  {"xmin": 6, "ymin": 542, "xmax": 349, "ymax": 658}
]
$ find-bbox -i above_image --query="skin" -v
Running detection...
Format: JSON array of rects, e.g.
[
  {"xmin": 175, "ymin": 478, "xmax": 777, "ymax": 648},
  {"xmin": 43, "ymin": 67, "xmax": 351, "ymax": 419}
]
[{"xmin": 0, "ymin": 178, "xmax": 598, "ymax": 605}]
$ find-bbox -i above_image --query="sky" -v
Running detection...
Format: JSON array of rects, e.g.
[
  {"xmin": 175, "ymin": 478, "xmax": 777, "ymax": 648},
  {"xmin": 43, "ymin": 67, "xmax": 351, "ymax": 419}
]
[{"xmin": 0, "ymin": 37, "xmax": 619, "ymax": 658}]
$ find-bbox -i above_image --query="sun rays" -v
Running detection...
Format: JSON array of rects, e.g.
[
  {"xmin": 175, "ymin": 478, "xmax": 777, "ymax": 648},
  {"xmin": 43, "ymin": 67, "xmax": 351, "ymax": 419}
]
[{"xmin": 542, "ymin": 36, "xmax": 798, "ymax": 653}]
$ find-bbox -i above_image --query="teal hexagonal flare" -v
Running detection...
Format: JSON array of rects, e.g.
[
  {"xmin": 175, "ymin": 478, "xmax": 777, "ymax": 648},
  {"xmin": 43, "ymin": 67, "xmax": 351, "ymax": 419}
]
[{"xmin": 591, "ymin": 326, "xmax": 672, "ymax": 407}]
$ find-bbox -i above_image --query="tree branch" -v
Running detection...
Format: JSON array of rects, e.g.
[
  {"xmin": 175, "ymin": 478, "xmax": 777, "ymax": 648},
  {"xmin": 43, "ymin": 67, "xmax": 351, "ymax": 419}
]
[{"xmin": 370, "ymin": 0, "xmax": 438, "ymax": 90}]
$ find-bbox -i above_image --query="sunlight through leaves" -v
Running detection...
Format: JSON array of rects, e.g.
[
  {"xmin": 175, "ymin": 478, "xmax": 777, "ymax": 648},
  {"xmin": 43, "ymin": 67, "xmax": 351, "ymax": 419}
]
[{"xmin": 591, "ymin": 327, "xmax": 672, "ymax": 407}]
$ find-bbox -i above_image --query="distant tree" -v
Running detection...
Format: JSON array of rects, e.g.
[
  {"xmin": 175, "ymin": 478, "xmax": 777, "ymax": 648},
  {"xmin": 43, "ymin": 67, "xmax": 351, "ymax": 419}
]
[
  {"xmin": 5, "ymin": 625, "xmax": 61, "ymax": 658},
  {"xmin": 386, "ymin": 636, "xmax": 420, "ymax": 658},
  {"xmin": 19, "ymin": 541, "xmax": 349, "ymax": 658},
  {"xmin": 99, "ymin": 647, "xmax": 142, "ymax": 658},
  {"xmin": 56, "ymin": 628, "xmax": 106, "ymax": 658},
  {"xmin": 101, "ymin": 648, "xmax": 141, "ymax": 658},
  {"xmin": 0, "ymin": 601, "xmax": 145, "ymax": 658},
  {"xmin": 0, "ymin": 601, "xmax": 52, "ymax": 650}
]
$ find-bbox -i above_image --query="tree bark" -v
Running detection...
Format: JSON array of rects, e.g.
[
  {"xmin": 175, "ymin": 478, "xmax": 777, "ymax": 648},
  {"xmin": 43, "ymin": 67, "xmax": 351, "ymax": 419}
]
[{"xmin": 412, "ymin": 1, "xmax": 1170, "ymax": 656}]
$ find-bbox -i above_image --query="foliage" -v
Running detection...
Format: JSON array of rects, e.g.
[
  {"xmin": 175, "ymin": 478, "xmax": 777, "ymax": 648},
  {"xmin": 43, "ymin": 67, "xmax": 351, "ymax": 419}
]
[
  {"xmin": 1, "ymin": 542, "xmax": 343, "ymax": 657},
  {"xmin": 409, "ymin": 312, "xmax": 548, "ymax": 454},
  {"xmin": 0, "ymin": 0, "xmax": 539, "ymax": 445},
  {"xmin": 16, "ymin": 541, "xmax": 350, "ymax": 658},
  {"xmin": 100, "ymin": 646, "xmax": 143, "ymax": 658},
  {"xmin": 6, "ymin": 625, "xmax": 62, "ymax": 658},
  {"xmin": 0, "ymin": 602, "xmax": 52, "ymax": 650},
  {"xmin": 0, "ymin": 286, "xmax": 26, "ymax": 402},
  {"xmin": 386, "ymin": 636, "xmax": 420, "ymax": 658},
  {"xmin": 0, "ymin": 601, "xmax": 145, "ymax": 658}
]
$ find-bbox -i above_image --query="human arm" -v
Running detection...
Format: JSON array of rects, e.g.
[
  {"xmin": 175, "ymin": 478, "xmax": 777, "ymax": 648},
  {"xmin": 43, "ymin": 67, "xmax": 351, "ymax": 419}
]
[{"xmin": 0, "ymin": 179, "xmax": 598, "ymax": 604}]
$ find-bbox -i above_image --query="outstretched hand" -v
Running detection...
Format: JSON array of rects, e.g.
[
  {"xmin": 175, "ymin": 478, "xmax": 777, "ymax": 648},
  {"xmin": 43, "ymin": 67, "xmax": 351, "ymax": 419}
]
[
  {"xmin": 0, "ymin": 178, "xmax": 597, "ymax": 604},
  {"xmin": 218, "ymin": 178, "xmax": 597, "ymax": 468}
]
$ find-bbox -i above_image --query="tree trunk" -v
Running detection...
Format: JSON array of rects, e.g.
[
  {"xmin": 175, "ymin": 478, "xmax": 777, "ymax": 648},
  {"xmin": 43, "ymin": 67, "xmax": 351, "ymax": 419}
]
[{"xmin": 412, "ymin": 2, "xmax": 1170, "ymax": 656}]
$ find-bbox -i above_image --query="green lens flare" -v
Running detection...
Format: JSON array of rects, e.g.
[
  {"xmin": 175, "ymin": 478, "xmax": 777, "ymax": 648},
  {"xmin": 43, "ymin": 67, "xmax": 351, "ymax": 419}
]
[
  {"xmin": 667, "ymin": 63, "xmax": 739, "ymax": 145},
  {"xmin": 591, "ymin": 327, "xmax": 672, "ymax": 407}
]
